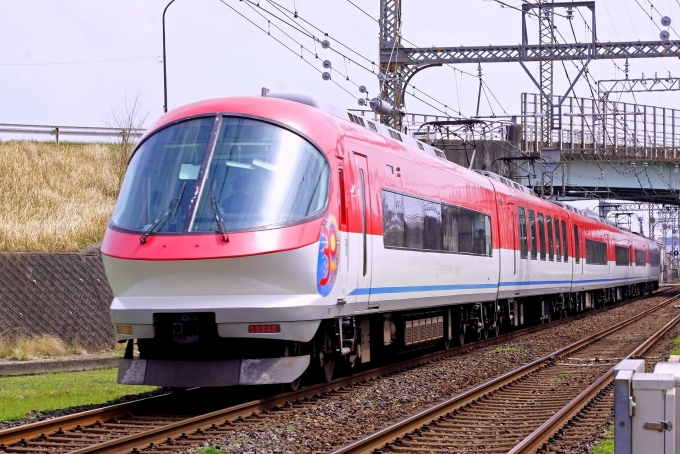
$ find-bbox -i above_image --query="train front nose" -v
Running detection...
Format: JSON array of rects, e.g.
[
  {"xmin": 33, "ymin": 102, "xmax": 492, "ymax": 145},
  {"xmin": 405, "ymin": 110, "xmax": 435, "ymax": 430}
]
[{"xmin": 102, "ymin": 113, "xmax": 334, "ymax": 387}]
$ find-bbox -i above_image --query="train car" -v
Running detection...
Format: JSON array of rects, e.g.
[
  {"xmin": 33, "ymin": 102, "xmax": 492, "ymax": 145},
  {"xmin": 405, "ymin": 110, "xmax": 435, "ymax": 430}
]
[{"xmin": 101, "ymin": 94, "xmax": 660, "ymax": 388}]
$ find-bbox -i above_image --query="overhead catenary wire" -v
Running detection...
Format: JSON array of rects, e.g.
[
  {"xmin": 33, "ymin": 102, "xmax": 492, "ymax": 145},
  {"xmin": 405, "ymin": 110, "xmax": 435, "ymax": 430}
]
[
  {"xmin": 0, "ymin": 56, "xmax": 160, "ymax": 66},
  {"xmin": 219, "ymin": 0, "xmax": 463, "ymax": 118},
  {"xmin": 240, "ymin": 0, "xmax": 471, "ymax": 117},
  {"xmin": 216, "ymin": 0, "xmax": 357, "ymax": 99},
  {"xmin": 344, "ymin": 0, "xmax": 510, "ymax": 115}
]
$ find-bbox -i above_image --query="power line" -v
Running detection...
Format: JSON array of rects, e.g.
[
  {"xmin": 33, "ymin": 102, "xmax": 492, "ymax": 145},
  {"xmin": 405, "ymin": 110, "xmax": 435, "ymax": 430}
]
[
  {"xmin": 219, "ymin": 0, "xmax": 462, "ymax": 118},
  {"xmin": 216, "ymin": 0, "xmax": 357, "ymax": 99},
  {"xmin": 246, "ymin": 0, "xmax": 471, "ymax": 116},
  {"xmin": 0, "ymin": 56, "xmax": 160, "ymax": 66}
]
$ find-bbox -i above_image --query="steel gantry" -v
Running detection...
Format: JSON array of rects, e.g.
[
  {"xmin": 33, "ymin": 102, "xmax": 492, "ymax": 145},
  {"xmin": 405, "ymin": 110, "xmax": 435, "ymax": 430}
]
[
  {"xmin": 598, "ymin": 75, "xmax": 680, "ymax": 99},
  {"xmin": 378, "ymin": 1, "xmax": 680, "ymax": 131}
]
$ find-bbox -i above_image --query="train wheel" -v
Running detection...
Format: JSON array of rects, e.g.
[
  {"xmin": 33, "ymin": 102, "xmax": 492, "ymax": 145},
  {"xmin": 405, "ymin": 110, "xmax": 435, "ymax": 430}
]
[{"xmin": 322, "ymin": 357, "xmax": 334, "ymax": 383}]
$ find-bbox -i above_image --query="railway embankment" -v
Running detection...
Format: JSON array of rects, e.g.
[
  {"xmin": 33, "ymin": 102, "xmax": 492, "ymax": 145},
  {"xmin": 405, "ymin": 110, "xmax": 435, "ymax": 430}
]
[{"xmin": 0, "ymin": 141, "xmax": 119, "ymax": 355}]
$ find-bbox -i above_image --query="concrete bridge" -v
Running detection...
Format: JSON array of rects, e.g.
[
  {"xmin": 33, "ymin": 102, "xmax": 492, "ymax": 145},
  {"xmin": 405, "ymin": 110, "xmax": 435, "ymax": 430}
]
[{"xmin": 351, "ymin": 92, "xmax": 680, "ymax": 205}]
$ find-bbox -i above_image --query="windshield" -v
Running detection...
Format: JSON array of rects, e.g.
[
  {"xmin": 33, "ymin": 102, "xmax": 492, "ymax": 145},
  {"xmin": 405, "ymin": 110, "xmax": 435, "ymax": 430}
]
[{"xmin": 110, "ymin": 116, "xmax": 329, "ymax": 235}]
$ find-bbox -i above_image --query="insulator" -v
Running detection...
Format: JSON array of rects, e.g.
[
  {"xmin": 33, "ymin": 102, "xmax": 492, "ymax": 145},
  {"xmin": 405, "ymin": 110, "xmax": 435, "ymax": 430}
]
[
  {"xmin": 359, "ymin": 85, "xmax": 367, "ymax": 94},
  {"xmin": 322, "ymin": 72, "xmax": 331, "ymax": 81},
  {"xmin": 322, "ymin": 60, "xmax": 331, "ymax": 69},
  {"xmin": 369, "ymin": 97, "xmax": 395, "ymax": 115},
  {"xmin": 662, "ymin": 16, "xmax": 672, "ymax": 27},
  {"xmin": 358, "ymin": 98, "xmax": 367, "ymax": 106},
  {"xmin": 321, "ymin": 39, "xmax": 330, "ymax": 49},
  {"xmin": 660, "ymin": 30, "xmax": 671, "ymax": 43}
]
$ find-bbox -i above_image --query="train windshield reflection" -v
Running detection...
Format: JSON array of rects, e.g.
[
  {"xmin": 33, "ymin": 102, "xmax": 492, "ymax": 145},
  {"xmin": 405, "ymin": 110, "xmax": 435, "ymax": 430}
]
[{"xmin": 111, "ymin": 117, "xmax": 329, "ymax": 234}]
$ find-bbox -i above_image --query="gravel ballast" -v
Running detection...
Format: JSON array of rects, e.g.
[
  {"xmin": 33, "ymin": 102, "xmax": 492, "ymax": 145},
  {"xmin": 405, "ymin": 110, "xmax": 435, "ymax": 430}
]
[{"xmin": 184, "ymin": 292, "xmax": 679, "ymax": 454}]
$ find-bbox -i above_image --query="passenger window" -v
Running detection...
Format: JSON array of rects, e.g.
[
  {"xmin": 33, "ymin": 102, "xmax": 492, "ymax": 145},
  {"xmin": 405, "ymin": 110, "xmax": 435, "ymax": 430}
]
[
  {"xmin": 423, "ymin": 201, "xmax": 442, "ymax": 251},
  {"xmin": 381, "ymin": 189, "xmax": 491, "ymax": 256},
  {"xmin": 359, "ymin": 170, "xmax": 367, "ymax": 276},
  {"xmin": 547, "ymin": 216, "xmax": 554, "ymax": 261},
  {"xmin": 538, "ymin": 213, "xmax": 546, "ymax": 260},
  {"xmin": 518, "ymin": 207, "xmax": 528, "ymax": 259},
  {"xmin": 554, "ymin": 218, "xmax": 562, "ymax": 262},
  {"xmin": 529, "ymin": 210, "xmax": 537, "ymax": 260},
  {"xmin": 574, "ymin": 225, "xmax": 580, "ymax": 263},
  {"xmin": 338, "ymin": 168, "xmax": 347, "ymax": 229},
  {"xmin": 403, "ymin": 196, "xmax": 424, "ymax": 249},
  {"xmin": 442, "ymin": 205, "xmax": 490, "ymax": 255},
  {"xmin": 382, "ymin": 190, "xmax": 404, "ymax": 247},
  {"xmin": 561, "ymin": 220, "xmax": 568, "ymax": 262},
  {"xmin": 586, "ymin": 239, "xmax": 607, "ymax": 265}
]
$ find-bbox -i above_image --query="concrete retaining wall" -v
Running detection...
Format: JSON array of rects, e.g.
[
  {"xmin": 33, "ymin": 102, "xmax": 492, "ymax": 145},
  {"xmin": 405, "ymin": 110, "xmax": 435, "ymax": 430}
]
[{"xmin": 0, "ymin": 246, "xmax": 115, "ymax": 351}]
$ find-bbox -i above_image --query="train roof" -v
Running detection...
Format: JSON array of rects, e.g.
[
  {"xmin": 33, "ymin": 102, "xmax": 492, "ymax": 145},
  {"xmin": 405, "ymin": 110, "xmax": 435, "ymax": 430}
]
[
  {"xmin": 149, "ymin": 94, "xmax": 655, "ymax": 246},
  {"xmin": 269, "ymin": 94, "xmax": 654, "ymax": 244},
  {"xmin": 267, "ymin": 93, "xmax": 448, "ymax": 161}
]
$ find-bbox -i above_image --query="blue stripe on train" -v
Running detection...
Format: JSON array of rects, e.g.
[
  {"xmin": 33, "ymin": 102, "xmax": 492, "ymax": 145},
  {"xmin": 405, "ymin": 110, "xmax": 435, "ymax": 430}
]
[{"xmin": 347, "ymin": 276, "xmax": 644, "ymax": 296}]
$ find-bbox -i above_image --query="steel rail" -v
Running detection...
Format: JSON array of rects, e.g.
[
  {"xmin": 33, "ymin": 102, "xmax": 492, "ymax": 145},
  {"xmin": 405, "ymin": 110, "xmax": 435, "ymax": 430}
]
[
  {"xmin": 0, "ymin": 290, "xmax": 667, "ymax": 453},
  {"xmin": 0, "ymin": 393, "xmax": 172, "ymax": 449},
  {"xmin": 328, "ymin": 293, "xmax": 680, "ymax": 454},
  {"xmin": 510, "ymin": 309, "xmax": 680, "ymax": 453}
]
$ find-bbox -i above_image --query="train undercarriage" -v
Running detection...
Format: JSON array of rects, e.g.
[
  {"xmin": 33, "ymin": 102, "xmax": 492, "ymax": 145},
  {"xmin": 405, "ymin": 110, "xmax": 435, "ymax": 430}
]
[
  {"xmin": 122, "ymin": 281, "xmax": 659, "ymax": 389},
  {"xmin": 304, "ymin": 280, "xmax": 660, "ymax": 385}
]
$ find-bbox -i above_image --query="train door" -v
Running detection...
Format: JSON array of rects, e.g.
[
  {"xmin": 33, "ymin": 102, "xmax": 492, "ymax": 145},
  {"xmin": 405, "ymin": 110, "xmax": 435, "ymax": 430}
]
[
  {"xmin": 515, "ymin": 202, "xmax": 530, "ymax": 296},
  {"xmin": 335, "ymin": 158, "xmax": 349, "ymax": 301},
  {"xmin": 352, "ymin": 153, "xmax": 374, "ymax": 308}
]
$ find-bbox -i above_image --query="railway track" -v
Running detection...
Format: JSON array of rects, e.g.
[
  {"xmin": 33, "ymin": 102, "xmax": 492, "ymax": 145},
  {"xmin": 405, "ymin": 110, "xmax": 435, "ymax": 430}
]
[
  {"xmin": 329, "ymin": 293, "xmax": 680, "ymax": 454},
  {"xmin": 0, "ymin": 290, "xmax": 672, "ymax": 454}
]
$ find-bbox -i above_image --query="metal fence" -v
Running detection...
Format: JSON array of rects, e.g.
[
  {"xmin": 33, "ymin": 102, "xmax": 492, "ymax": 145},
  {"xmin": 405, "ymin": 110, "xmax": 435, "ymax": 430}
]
[
  {"xmin": 521, "ymin": 93, "xmax": 680, "ymax": 161},
  {"xmin": 0, "ymin": 123, "xmax": 144, "ymax": 145}
]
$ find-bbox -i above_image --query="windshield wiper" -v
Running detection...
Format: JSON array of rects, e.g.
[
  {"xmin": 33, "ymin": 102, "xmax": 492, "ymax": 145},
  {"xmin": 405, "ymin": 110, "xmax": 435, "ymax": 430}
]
[
  {"xmin": 211, "ymin": 196, "xmax": 229, "ymax": 243},
  {"xmin": 140, "ymin": 182, "xmax": 187, "ymax": 244}
]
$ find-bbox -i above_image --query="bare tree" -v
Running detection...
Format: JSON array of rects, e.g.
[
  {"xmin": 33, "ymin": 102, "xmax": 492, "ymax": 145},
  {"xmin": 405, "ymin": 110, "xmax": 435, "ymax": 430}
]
[{"xmin": 105, "ymin": 93, "xmax": 149, "ymax": 188}]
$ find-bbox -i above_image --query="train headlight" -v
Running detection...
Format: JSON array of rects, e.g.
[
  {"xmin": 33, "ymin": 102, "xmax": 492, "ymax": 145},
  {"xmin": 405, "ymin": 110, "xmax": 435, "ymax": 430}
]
[{"xmin": 116, "ymin": 325, "xmax": 133, "ymax": 335}]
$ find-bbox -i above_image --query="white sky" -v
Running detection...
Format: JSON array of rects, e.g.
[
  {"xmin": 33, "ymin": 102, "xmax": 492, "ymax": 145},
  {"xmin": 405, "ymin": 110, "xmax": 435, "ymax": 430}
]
[{"xmin": 2, "ymin": 0, "xmax": 680, "ymax": 127}]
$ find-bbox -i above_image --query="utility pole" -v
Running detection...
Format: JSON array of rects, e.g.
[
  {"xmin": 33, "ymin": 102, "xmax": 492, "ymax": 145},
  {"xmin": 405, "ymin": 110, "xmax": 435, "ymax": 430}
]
[
  {"xmin": 378, "ymin": 0, "xmax": 403, "ymax": 129},
  {"xmin": 538, "ymin": 1, "xmax": 555, "ymax": 148}
]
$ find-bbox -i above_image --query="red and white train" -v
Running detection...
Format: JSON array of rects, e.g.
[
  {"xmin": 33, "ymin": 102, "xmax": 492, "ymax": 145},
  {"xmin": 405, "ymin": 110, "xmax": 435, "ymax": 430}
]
[{"xmin": 101, "ymin": 94, "xmax": 660, "ymax": 388}]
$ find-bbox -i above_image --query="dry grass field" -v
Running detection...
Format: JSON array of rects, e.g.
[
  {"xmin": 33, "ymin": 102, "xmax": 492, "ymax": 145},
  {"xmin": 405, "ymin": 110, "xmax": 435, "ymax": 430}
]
[{"xmin": 0, "ymin": 141, "xmax": 120, "ymax": 252}]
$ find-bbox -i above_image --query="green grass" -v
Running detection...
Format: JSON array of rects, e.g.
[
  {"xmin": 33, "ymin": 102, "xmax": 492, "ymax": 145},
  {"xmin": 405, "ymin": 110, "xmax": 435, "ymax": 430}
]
[
  {"xmin": 0, "ymin": 368, "xmax": 156, "ymax": 421},
  {"xmin": 592, "ymin": 439, "xmax": 614, "ymax": 454},
  {"xmin": 194, "ymin": 448, "xmax": 226, "ymax": 454},
  {"xmin": 557, "ymin": 372, "xmax": 570, "ymax": 379},
  {"xmin": 591, "ymin": 425, "xmax": 614, "ymax": 454},
  {"xmin": 489, "ymin": 346, "xmax": 519, "ymax": 354},
  {"xmin": 669, "ymin": 335, "xmax": 680, "ymax": 356}
]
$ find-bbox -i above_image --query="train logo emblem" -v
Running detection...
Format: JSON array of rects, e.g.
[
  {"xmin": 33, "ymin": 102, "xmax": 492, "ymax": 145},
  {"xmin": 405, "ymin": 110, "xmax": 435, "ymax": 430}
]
[{"xmin": 317, "ymin": 214, "xmax": 339, "ymax": 296}]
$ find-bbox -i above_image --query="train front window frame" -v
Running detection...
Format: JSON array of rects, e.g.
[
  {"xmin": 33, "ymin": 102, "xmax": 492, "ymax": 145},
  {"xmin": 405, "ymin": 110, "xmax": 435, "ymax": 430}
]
[{"xmin": 110, "ymin": 115, "xmax": 330, "ymax": 236}]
